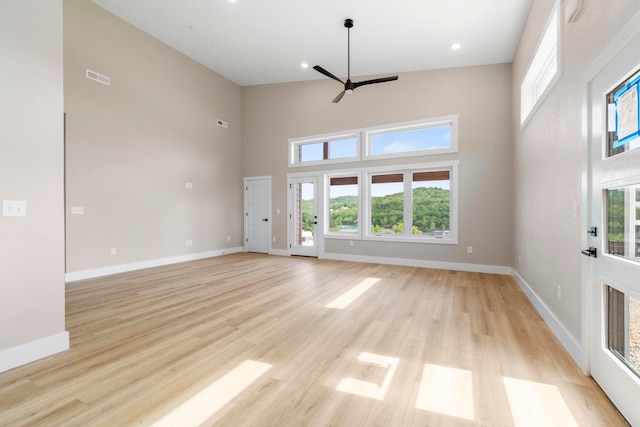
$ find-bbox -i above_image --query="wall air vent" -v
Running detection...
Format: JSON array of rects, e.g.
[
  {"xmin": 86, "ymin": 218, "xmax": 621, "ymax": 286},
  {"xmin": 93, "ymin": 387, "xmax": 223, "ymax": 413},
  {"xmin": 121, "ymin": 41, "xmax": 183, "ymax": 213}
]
[{"xmin": 86, "ymin": 69, "xmax": 110, "ymax": 86}]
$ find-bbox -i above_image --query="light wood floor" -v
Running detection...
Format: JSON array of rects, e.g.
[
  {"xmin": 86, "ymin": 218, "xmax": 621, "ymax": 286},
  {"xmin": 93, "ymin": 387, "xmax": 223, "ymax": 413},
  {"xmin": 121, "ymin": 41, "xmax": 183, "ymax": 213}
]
[{"xmin": 0, "ymin": 253, "xmax": 628, "ymax": 426}]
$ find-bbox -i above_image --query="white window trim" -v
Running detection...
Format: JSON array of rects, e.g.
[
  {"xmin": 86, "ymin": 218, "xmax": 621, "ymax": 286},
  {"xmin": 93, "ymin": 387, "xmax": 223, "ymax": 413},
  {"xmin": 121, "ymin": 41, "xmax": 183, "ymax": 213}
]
[
  {"xmin": 288, "ymin": 132, "xmax": 360, "ymax": 167},
  {"xmin": 289, "ymin": 115, "xmax": 459, "ymax": 167},
  {"xmin": 363, "ymin": 161, "xmax": 459, "ymax": 244},
  {"xmin": 324, "ymin": 172, "xmax": 362, "ymax": 240},
  {"xmin": 321, "ymin": 160, "xmax": 459, "ymax": 245},
  {"xmin": 364, "ymin": 115, "xmax": 459, "ymax": 160},
  {"xmin": 520, "ymin": 0, "xmax": 563, "ymax": 129}
]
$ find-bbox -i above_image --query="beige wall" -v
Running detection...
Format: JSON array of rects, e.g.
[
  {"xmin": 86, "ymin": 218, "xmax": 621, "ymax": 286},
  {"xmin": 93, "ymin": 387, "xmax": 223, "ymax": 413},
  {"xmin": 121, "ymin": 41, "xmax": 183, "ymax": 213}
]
[
  {"xmin": 512, "ymin": 0, "xmax": 640, "ymax": 344},
  {"xmin": 64, "ymin": 0, "xmax": 243, "ymax": 273},
  {"xmin": 0, "ymin": 1, "xmax": 67, "ymax": 365},
  {"xmin": 242, "ymin": 64, "xmax": 514, "ymax": 268}
]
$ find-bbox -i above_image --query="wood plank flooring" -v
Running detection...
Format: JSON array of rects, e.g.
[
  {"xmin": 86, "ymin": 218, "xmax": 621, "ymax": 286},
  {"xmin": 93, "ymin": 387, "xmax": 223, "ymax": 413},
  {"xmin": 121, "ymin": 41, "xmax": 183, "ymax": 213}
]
[{"xmin": 0, "ymin": 253, "xmax": 629, "ymax": 426}]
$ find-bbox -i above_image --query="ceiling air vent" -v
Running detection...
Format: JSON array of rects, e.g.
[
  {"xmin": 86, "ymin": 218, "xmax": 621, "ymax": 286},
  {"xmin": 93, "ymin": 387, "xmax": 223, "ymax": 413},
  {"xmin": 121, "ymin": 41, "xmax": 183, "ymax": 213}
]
[{"xmin": 86, "ymin": 69, "xmax": 110, "ymax": 86}]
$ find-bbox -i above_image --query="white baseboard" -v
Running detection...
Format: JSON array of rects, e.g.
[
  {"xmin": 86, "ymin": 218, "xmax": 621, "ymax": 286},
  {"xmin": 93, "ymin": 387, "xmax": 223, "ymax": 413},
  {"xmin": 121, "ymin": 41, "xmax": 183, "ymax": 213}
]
[
  {"xmin": 65, "ymin": 247, "xmax": 245, "ymax": 282},
  {"xmin": 320, "ymin": 252, "xmax": 512, "ymax": 275},
  {"xmin": 0, "ymin": 331, "xmax": 69, "ymax": 373},
  {"xmin": 511, "ymin": 269, "xmax": 587, "ymax": 372}
]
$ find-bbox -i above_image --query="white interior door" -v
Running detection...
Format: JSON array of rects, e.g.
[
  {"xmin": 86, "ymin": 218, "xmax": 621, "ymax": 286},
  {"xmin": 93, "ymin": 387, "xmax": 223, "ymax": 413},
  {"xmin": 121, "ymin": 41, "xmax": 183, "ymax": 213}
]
[
  {"xmin": 586, "ymin": 29, "xmax": 640, "ymax": 425},
  {"xmin": 245, "ymin": 177, "xmax": 271, "ymax": 253},
  {"xmin": 289, "ymin": 176, "xmax": 318, "ymax": 257}
]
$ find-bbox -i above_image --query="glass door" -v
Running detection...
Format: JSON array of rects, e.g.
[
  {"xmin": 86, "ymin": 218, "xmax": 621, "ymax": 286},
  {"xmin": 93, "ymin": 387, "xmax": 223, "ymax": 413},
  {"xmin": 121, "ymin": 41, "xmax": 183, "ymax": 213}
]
[
  {"xmin": 289, "ymin": 176, "xmax": 318, "ymax": 257},
  {"xmin": 586, "ymin": 32, "xmax": 640, "ymax": 425}
]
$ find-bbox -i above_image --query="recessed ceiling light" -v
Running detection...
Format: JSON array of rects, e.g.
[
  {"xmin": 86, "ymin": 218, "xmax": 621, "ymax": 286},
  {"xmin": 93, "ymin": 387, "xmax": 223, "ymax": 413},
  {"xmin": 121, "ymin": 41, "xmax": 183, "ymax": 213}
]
[
  {"xmin": 451, "ymin": 43, "xmax": 462, "ymax": 51},
  {"xmin": 300, "ymin": 62, "xmax": 309, "ymax": 69}
]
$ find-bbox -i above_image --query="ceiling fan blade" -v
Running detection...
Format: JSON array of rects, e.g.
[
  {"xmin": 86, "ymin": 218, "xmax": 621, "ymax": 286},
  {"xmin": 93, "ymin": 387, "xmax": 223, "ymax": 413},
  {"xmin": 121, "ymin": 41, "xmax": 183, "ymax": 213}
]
[
  {"xmin": 313, "ymin": 65, "xmax": 345, "ymax": 84},
  {"xmin": 353, "ymin": 75, "xmax": 399, "ymax": 89},
  {"xmin": 332, "ymin": 91, "xmax": 346, "ymax": 103}
]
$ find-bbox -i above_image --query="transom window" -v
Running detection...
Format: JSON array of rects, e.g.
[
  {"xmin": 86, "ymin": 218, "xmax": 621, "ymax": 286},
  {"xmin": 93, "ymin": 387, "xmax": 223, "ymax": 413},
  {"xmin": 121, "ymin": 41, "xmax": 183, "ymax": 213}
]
[
  {"xmin": 289, "ymin": 134, "xmax": 358, "ymax": 166},
  {"xmin": 365, "ymin": 118, "xmax": 457, "ymax": 159},
  {"xmin": 520, "ymin": 0, "xmax": 562, "ymax": 127},
  {"xmin": 289, "ymin": 115, "xmax": 458, "ymax": 167}
]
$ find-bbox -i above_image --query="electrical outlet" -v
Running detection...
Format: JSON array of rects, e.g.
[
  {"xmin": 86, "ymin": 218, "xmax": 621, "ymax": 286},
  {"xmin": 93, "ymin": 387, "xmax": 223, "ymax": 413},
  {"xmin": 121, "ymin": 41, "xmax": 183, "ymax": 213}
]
[
  {"xmin": 273, "ymin": 236, "xmax": 277, "ymax": 242},
  {"xmin": 111, "ymin": 248, "xmax": 117, "ymax": 255},
  {"xmin": 227, "ymin": 236, "xmax": 231, "ymax": 242},
  {"xmin": 556, "ymin": 285, "xmax": 562, "ymax": 300},
  {"xmin": 349, "ymin": 240, "xmax": 354, "ymax": 247},
  {"xmin": 467, "ymin": 246, "xmax": 473, "ymax": 254},
  {"xmin": 186, "ymin": 240, "xmax": 193, "ymax": 246}
]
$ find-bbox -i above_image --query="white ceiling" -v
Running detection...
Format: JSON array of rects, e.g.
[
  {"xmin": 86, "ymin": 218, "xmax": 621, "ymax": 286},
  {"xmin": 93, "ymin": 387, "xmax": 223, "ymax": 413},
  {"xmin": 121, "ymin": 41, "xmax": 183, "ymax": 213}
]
[{"xmin": 90, "ymin": 0, "xmax": 532, "ymax": 87}]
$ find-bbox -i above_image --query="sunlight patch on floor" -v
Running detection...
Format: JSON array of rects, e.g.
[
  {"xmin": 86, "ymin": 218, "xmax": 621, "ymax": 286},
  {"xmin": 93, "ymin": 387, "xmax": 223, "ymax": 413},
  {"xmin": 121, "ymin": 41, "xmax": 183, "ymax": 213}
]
[
  {"xmin": 152, "ymin": 360, "xmax": 272, "ymax": 427},
  {"xmin": 336, "ymin": 352, "xmax": 399, "ymax": 400},
  {"xmin": 503, "ymin": 377, "xmax": 578, "ymax": 427},
  {"xmin": 415, "ymin": 363, "xmax": 475, "ymax": 421},
  {"xmin": 326, "ymin": 278, "xmax": 380, "ymax": 309}
]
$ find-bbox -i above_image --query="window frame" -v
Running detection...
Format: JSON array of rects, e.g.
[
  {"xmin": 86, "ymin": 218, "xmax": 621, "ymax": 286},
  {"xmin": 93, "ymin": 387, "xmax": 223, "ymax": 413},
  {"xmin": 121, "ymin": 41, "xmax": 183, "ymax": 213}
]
[
  {"xmin": 520, "ymin": 0, "xmax": 562, "ymax": 128},
  {"xmin": 289, "ymin": 115, "xmax": 459, "ymax": 168},
  {"xmin": 325, "ymin": 172, "xmax": 362, "ymax": 239},
  {"xmin": 363, "ymin": 161, "xmax": 458, "ymax": 244},
  {"xmin": 288, "ymin": 132, "xmax": 360, "ymax": 167},
  {"xmin": 364, "ymin": 115, "xmax": 459, "ymax": 160}
]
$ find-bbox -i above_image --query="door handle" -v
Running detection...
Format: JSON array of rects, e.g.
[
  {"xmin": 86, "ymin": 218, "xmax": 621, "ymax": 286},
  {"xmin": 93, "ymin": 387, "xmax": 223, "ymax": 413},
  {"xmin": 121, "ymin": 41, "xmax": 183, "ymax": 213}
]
[
  {"xmin": 262, "ymin": 218, "xmax": 268, "ymax": 222},
  {"xmin": 581, "ymin": 247, "xmax": 597, "ymax": 258}
]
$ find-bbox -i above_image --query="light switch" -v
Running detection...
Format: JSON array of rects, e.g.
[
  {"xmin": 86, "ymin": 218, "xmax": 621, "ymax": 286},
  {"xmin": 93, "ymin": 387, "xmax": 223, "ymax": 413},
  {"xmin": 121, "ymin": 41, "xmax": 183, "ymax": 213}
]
[
  {"xmin": 71, "ymin": 207, "xmax": 84, "ymax": 215},
  {"xmin": 2, "ymin": 200, "xmax": 27, "ymax": 217}
]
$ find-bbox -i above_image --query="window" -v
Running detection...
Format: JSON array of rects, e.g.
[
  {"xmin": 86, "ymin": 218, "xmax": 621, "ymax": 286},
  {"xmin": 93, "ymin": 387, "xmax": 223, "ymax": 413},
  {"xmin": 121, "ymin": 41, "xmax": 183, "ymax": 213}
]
[
  {"xmin": 520, "ymin": 1, "xmax": 562, "ymax": 127},
  {"xmin": 289, "ymin": 116, "xmax": 459, "ymax": 167},
  {"xmin": 289, "ymin": 134, "xmax": 358, "ymax": 166},
  {"xmin": 365, "ymin": 116, "xmax": 458, "ymax": 159},
  {"xmin": 606, "ymin": 285, "xmax": 640, "ymax": 379},
  {"xmin": 366, "ymin": 162, "xmax": 458, "ymax": 243},
  {"xmin": 606, "ymin": 69, "xmax": 640, "ymax": 157},
  {"xmin": 606, "ymin": 185, "xmax": 640, "ymax": 260},
  {"xmin": 327, "ymin": 175, "xmax": 359, "ymax": 235},
  {"xmin": 370, "ymin": 173, "xmax": 405, "ymax": 235}
]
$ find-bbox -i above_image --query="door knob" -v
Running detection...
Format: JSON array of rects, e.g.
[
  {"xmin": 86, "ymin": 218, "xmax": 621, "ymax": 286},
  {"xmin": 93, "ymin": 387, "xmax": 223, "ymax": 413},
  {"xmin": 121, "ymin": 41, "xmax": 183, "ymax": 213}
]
[
  {"xmin": 262, "ymin": 218, "xmax": 268, "ymax": 222},
  {"xmin": 581, "ymin": 247, "xmax": 597, "ymax": 258}
]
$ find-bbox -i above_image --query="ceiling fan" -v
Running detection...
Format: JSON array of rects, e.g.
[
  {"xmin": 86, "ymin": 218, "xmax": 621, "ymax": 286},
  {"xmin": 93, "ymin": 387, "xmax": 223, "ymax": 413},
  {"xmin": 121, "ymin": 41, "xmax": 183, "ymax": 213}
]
[{"xmin": 314, "ymin": 18, "xmax": 399, "ymax": 103}]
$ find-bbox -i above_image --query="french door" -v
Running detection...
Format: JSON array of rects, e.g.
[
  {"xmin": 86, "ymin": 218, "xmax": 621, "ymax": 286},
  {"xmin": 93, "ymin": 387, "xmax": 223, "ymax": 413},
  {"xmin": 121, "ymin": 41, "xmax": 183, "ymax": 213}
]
[
  {"xmin": 288, "ymin": 176, "xmax": 318, "ymax": 257},
  {"xmin": 586, "ymin": 26, "xmax": 640, "ymax": 425}
]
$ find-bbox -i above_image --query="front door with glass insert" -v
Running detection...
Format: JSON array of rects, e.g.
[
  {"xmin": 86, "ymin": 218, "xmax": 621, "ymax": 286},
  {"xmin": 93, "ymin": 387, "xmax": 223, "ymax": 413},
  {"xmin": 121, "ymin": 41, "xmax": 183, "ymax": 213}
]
[
  {"xmin": 289, "ymin": 177, "xmax": 318, "ymax": 257},
  {"xmin": 586, "ymin": 30, "xmax": 640, "ymax": 424}
]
